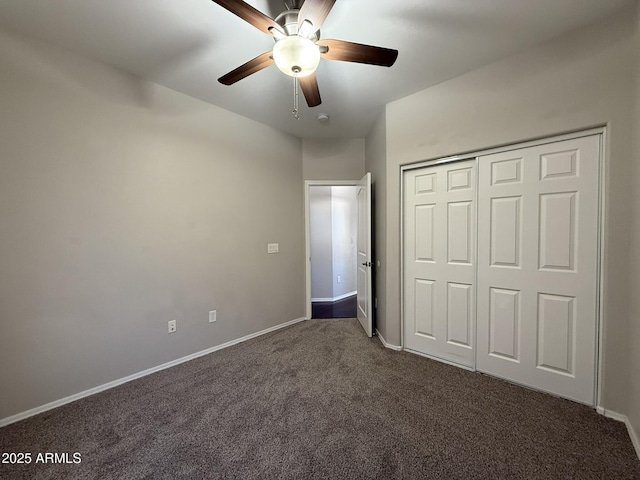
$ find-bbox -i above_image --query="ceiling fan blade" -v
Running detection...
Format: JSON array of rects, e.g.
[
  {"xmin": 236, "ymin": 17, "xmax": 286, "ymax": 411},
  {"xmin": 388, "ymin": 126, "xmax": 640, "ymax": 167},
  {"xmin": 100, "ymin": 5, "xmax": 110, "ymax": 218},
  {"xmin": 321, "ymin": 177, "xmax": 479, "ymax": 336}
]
[
  {"xmin": 218, "ymin": 52, "xmax": 274, "ymax": 85},
  {"xmin": 318, "ymin": 39, "xmax": 398, "ymax": 67},
  {"xmin": 299, "ymin": 74, "xmax": 322, "ymax": 107},
  {"xmin": 211, "ymin": 0, "xmax": 284, "ymax": 36},
  {"xmin": 298, "ymin": 0, "xmax": 336, "ymax": 37}
]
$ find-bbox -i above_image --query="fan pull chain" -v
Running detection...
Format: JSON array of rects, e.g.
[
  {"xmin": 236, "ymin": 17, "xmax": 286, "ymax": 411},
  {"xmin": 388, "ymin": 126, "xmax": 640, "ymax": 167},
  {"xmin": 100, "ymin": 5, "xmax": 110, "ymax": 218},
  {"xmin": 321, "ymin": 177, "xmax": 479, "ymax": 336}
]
[{"xmin": 292, "ymin": 75, "xmax": 300, "ymax": 120}]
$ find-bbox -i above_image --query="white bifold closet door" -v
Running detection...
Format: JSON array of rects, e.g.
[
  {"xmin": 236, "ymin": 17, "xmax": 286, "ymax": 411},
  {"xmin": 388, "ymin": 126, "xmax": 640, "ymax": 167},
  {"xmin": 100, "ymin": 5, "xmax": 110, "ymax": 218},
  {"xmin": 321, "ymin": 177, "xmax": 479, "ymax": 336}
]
[
  {"xmin": 403, "ymin": 160, "xmax": 476, "ymax": 367},
  {"xmin": 476, "ymin": 135, "xmax": 600, "ymax": 405},
  {"xmin": 403, "ymin": 134, "xmax": 600, "ymax": 405}
]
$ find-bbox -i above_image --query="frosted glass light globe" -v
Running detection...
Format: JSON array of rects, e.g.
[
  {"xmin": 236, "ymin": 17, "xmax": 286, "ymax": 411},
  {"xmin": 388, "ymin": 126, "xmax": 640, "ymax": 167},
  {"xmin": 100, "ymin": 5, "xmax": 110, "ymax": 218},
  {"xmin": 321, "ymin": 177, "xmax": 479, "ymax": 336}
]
[{"xmin": 272, "ymin": 35, "xmax": 320, "ymax": 77}]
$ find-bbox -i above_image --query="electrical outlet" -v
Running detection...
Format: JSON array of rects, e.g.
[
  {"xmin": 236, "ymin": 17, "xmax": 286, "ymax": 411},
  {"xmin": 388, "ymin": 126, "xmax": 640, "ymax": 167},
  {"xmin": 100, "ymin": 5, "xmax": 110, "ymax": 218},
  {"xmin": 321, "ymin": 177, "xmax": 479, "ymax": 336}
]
[
  {"xmin": 209, "ymin": 310, "xmax": 217, "ymax": 323},
  {"xmin": 168, "ymin": 320, "xmax": 177, "ymax": 334},
  {"xmin": 337, "ymin": 275, "xmax": 341, "ymax": 284}
]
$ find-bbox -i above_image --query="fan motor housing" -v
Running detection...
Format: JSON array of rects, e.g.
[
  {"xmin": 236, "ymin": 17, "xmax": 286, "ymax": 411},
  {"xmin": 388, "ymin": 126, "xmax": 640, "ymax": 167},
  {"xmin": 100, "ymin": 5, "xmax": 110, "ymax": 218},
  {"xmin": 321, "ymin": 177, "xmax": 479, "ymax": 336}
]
[{"xmin": 275, "ymin": 8, "xmax": 319, "ymax": 41}]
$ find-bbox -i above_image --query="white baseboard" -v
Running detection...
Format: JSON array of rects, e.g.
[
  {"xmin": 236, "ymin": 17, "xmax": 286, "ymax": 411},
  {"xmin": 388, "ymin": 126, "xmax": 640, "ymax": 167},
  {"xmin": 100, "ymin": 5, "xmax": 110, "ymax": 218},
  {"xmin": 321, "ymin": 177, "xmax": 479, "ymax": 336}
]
[
  {"xmin": 311, "ymin": 291, "xmax": 357, "ymax": 303},
  {"xmin": 375, "ymin": 329, "xmax": 402, "ymax": 351},
  {"xmin": 0, "ymin": 317, "xmax": 307, "ymax": 428},
  {"xmin": 597, "ymin": 407, "xmax": 640, "ymax": 460}
]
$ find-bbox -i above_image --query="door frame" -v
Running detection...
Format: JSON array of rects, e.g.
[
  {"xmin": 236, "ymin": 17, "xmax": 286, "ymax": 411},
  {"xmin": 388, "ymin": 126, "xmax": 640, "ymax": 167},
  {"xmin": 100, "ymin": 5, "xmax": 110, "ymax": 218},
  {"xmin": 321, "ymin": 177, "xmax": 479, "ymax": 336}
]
[
  {"xmin": 304, "ymin": 179, "xmax": 362, "ymax": 320},
  {"xmin": 399, "ymin": 126, "xmax": 607, "ymax": 407}
]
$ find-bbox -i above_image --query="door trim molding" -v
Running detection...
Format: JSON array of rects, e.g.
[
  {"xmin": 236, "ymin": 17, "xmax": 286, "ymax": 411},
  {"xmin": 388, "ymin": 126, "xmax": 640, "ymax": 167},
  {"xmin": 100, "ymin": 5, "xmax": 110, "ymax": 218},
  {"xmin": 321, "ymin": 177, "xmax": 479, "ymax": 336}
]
[
  {"xmin": 304, "ymin": 180, "xmax": 361, "ymax": 320},
  {"xmin": 595, "ymin": 128, "xmax": 607, "ymax": 410},
  {"xmin": 400, "ymin": 126, "xmax": 606, "ymax": 173},
  {"xmin": 399, "ymin": 126, "xmax": 606, "ymax": 407}
]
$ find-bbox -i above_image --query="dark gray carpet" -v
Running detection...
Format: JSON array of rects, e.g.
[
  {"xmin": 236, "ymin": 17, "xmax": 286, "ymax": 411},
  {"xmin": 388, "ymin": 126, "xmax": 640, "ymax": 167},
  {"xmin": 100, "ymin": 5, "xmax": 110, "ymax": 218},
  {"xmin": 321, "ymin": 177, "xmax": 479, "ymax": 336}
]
[{"xmin": 1, "ymin": 319, "xmax": 639, "ymax": 479}]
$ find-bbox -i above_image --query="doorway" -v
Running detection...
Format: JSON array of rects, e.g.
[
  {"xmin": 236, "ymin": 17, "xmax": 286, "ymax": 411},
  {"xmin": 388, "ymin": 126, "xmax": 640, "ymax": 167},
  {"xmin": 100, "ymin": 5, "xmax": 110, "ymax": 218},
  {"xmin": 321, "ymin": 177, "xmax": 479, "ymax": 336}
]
[
  {"xmin": 309, "ymin": 185, "xmax": 358, "ymax": 319},
  {"xmin": 305, "ymin": 175, "xmax": 373, "ymax": 336}
]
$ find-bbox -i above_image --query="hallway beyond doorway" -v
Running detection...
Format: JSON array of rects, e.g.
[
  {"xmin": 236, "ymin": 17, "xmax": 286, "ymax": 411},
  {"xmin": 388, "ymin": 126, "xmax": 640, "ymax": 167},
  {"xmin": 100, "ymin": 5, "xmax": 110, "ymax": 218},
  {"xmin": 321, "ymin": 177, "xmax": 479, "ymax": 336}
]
[{"xmin": 312, "ymin": 294, "xmax": 357, "ymax": 319}]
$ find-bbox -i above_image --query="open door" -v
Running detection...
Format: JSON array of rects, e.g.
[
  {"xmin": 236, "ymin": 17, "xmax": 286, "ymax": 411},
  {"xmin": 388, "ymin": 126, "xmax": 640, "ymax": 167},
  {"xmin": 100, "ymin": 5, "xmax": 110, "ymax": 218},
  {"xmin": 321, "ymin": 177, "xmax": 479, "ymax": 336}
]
[{"xmin": 356, "ymin": 173, "xmax": 373, "ymax": 337}]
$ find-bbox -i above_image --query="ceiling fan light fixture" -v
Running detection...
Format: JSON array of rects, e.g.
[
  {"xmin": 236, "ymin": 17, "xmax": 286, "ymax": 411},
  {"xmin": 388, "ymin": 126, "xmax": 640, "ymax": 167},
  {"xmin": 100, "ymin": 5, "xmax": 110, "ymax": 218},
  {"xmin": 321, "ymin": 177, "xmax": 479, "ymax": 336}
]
[{"xmin": 272, "ymin": 35, "xmax": 320, "ymax": 77}]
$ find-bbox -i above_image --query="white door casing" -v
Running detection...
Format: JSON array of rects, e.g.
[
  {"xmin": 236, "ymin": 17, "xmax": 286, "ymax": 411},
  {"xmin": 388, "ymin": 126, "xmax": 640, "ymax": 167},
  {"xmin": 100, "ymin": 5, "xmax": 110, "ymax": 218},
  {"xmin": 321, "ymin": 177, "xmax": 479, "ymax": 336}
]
[
  {"xmin": 476, "ymin": 135, "xmax": 600, "ymax": 405},
  {"xmin": 403, "ymin": 160, "xmax": 476, "ymax": 367},
  {"xmin": 356, "ymin": 173, "xmax": 373, "ymax": 337}
]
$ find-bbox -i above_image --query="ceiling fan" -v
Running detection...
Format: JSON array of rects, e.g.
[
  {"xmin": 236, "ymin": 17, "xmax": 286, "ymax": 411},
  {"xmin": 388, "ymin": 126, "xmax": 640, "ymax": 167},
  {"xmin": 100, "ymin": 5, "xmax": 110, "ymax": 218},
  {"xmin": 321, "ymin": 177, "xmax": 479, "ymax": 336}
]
[{"xmin": 212, "ymin": 0, "xmax": 399, "ymax": 110}]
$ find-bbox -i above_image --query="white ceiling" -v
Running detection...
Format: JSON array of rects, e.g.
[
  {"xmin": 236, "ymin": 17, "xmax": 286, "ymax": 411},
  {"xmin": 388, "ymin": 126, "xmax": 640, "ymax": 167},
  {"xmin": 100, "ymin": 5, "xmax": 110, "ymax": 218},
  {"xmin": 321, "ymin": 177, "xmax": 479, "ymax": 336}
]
[{"xmin": 0, "ymin": 0, "xmax": 633, "ymax": 138}]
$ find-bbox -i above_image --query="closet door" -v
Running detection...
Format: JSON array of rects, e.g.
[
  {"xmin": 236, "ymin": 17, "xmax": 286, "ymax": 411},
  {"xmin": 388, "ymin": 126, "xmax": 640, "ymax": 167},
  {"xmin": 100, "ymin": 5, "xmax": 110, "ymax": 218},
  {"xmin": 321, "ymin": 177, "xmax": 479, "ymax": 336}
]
[
  {"xmin": 476, "ymin": 135, "xmax": 600, "ymax": 405},
  {"xmin": 403, "ymin": 160, "xmax": 476, "ymax": 367}
]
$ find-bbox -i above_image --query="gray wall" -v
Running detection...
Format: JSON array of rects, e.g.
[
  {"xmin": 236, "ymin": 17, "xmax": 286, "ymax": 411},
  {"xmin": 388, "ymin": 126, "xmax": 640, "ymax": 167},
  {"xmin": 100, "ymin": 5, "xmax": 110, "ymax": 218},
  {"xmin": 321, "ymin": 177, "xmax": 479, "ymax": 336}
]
[
  {"xmin": 303, "ymin": 138, "xmax": 365, "ymax": 180},
  {"xmin": 364, "ymin": 114, "xmax": 388, "ymax": 342},
  {"xmin": 330, "ymin": 186, "xmax": 357, "ymax": 298},
  {"xmin": 628, "ymin": 0, "xmax": 640, "ymax": 451},
  {"xmin": 309, "ymin": 187, "xmax": 333, "ymax": 300},
  {"xmin": 0, "ymin": 29, "xmax": 304, "ymax": 420},
  {"xmin": 379, "ymin": 6, "xmax": 637, "ymax": 414}
]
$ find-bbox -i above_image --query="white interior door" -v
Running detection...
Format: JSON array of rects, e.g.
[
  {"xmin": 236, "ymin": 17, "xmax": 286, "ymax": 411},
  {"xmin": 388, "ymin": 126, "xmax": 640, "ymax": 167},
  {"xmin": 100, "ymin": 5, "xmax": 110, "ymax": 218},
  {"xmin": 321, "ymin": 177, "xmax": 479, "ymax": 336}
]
[
  {"xmin": 356, "ymin": 173, "xmax": 373, "ymax": 337},
  {"xmin": 476, "ymin": 135, "xmax": 600, "ymax": 405},
  {"xmin": 403, "ymin": 160, "xmax": 476, "ymax": 367}
]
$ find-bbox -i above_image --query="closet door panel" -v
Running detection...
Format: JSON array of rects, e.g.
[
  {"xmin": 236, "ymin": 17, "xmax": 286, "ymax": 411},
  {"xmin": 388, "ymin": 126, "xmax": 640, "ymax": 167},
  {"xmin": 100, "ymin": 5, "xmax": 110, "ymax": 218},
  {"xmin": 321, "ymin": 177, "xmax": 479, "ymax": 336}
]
[
  {"xmin": 403, "ymin": 160, "xmax": 476, "ymax": 367},
  {"xmin": 476, "ymin": 135, "xmax": 600, "ymax": 405}
]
